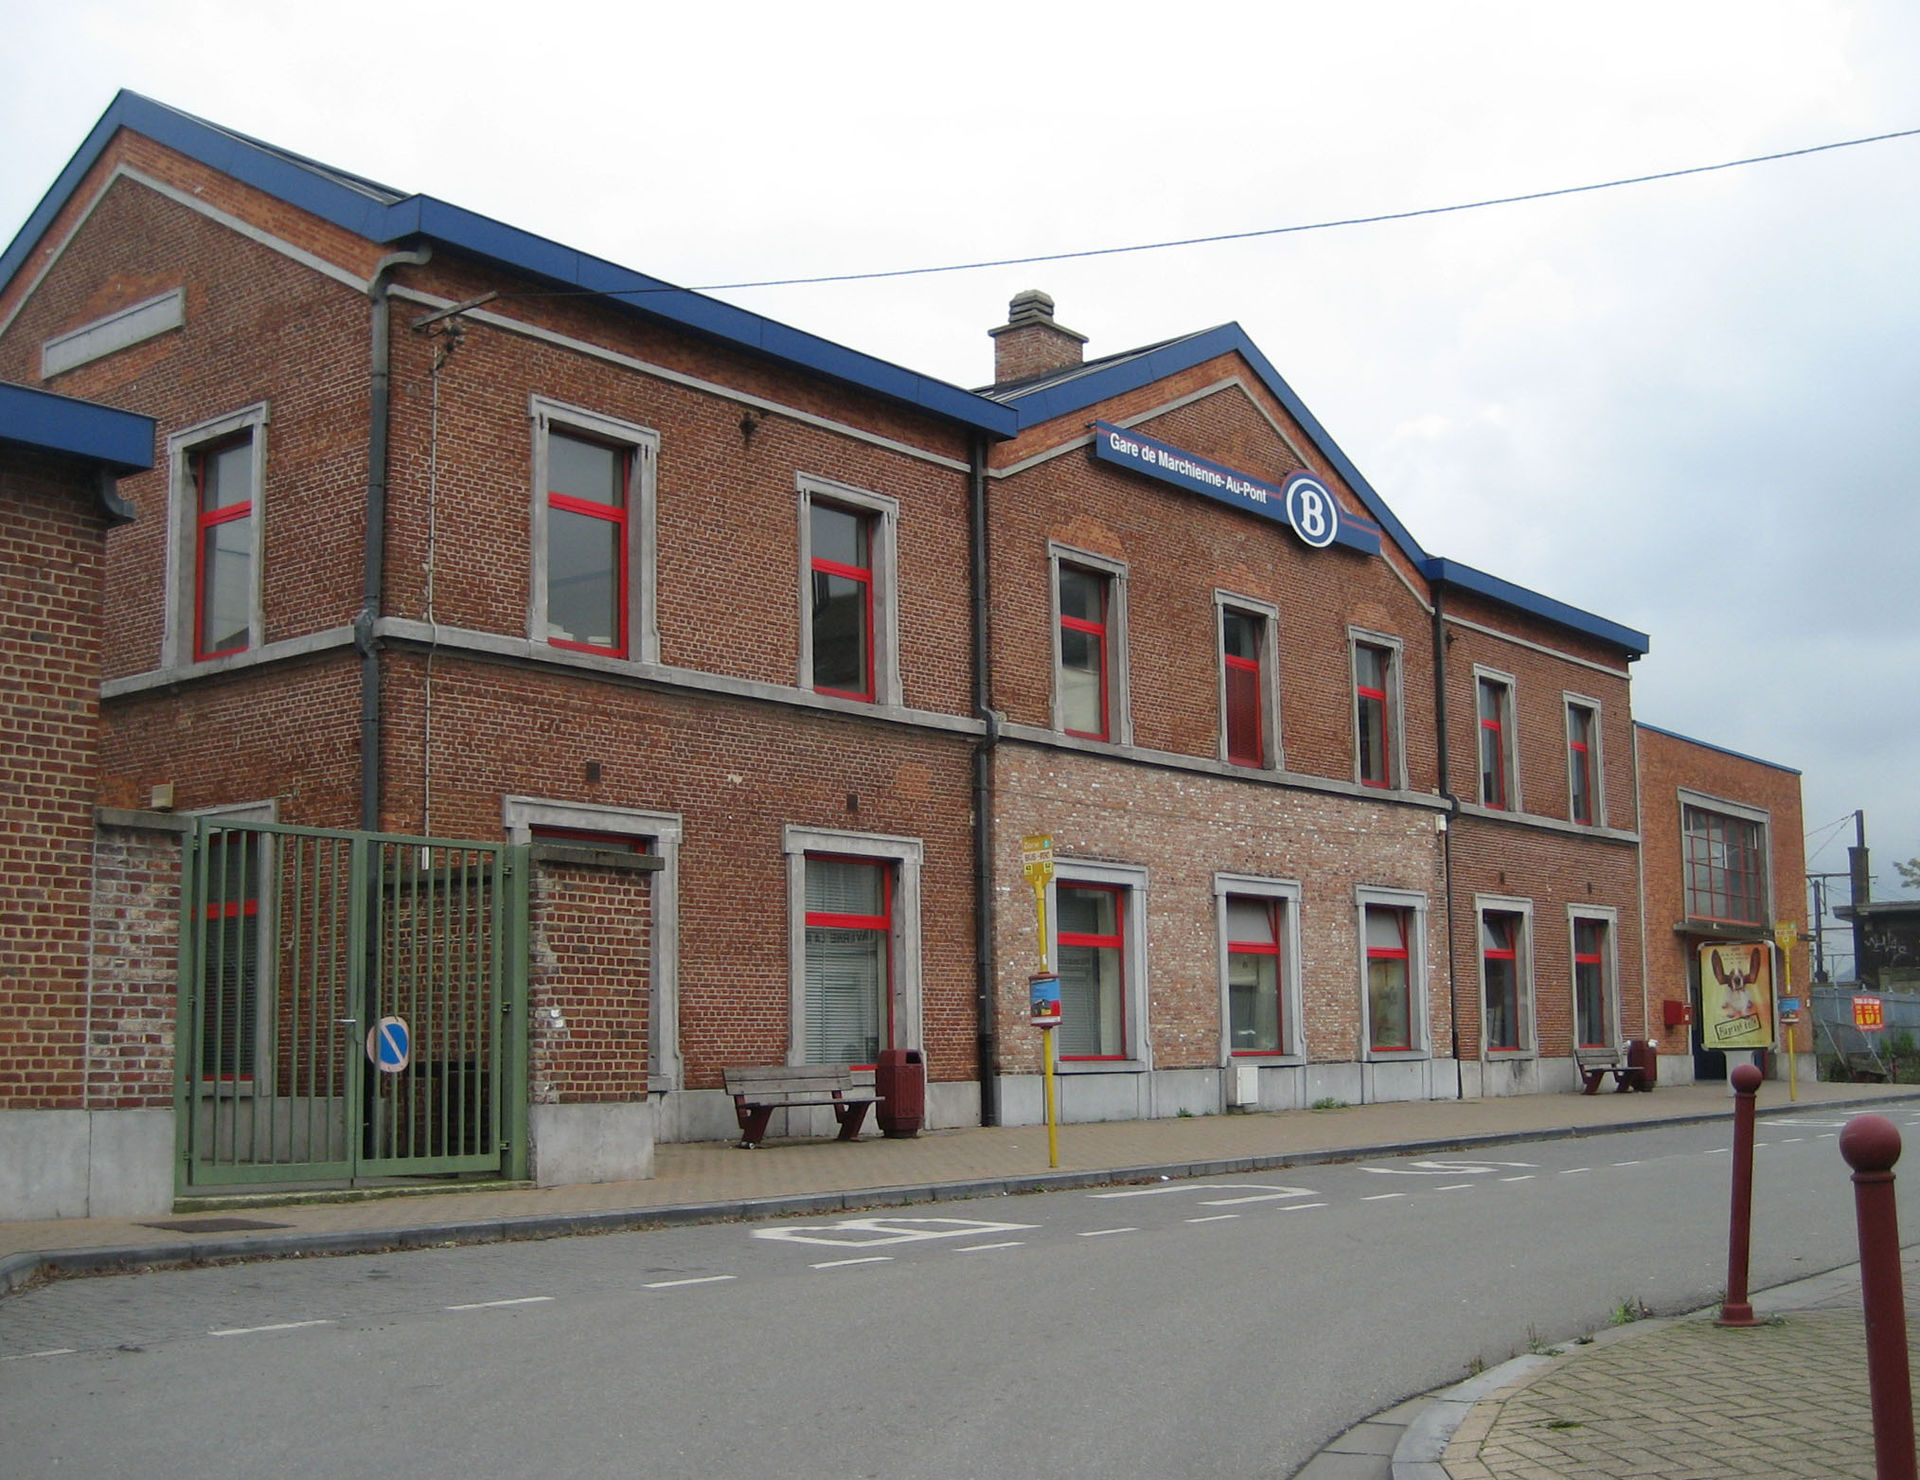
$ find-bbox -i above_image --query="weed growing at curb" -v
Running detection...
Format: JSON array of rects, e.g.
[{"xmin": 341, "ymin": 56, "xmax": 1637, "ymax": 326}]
[
  {"xmin": 1526, "ymin": 1325, "xmax": 1562, "ymax": 1356},
  {"xmin": 1310, "ymin": 1097, "xmax": 1350, "ymax": 1111},
  {"xmin": 1610, "ymin": 1297, "xmax": 1654, "ymax": 1325}
]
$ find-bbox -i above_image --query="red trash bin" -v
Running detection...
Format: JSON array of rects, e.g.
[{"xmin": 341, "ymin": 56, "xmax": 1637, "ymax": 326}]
[{"xmin": 875, "ymin": 1048, "xmax": 925, "ymax": 1138}]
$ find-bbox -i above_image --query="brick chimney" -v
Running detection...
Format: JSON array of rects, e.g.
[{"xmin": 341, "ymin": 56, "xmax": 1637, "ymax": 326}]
[{"xmin": 989, "ymin": 289, "xmax": 1087, "ymax": 384}]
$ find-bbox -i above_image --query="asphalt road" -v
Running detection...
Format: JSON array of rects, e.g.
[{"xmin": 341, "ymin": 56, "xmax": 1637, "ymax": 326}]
[{"xmin": 5, "ymin": 1108, "xmax": 1917, "ymax": 1479}]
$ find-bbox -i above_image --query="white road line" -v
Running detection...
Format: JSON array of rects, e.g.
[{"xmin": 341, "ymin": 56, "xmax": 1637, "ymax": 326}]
[
  {"xmin": 956, "ymin": 1241, "xmax": 1025, "ymax": 1253},
  {"xmin": 1819, "ymin": 1133, "xmax": 1838, "ymax": 1139},
  {"xmin": 1277, "ymin": 1202, "xmax": 1327, "ymax": 1211},
  {"xmin": 1705, "ymin": 1148, "xmax": 1731, "ymax": 1155},
  {"xmin": 1754, "ymin": 1142, "xmax": 1769, "ymax": 1149},
  {"xmin": 1080, "ymin": 1227, "xmax": 1137, "ymax": 1237},
  {"xmin": 1560, "ymin": 1168, "xmax": 1591, "ymax": 1176},
  {"xmin": 1783, "ymin": 1137, "xmax": 1805, "ymax": 1143},
  {"xmin": 645, "ymin": 1276, "xmax": 737, "ymax": 1289},
  {"xmin": 1185, "ymin": 1214, "xmax": 1239, "ymax": 1223},
  {"xmin": 1613, "ymin": 1160, "xmax": 1641, "ymax": 1167},
  {"xmin": 1437, "ymin": 1183, "xmax": 1473, "ymax": 1191},
  {"xmin": 2, "ymin": 1349, "xmax": 76, "ymax": 1361},
  {"xmin": 812, "ymin": 1256, "xmax": 892, "ymax": 1269},
  {"xmin": 1501, "ymin": 1174, "xmax": 1534, "ymax": 1182},
  {"xmin": 445, "ymin": 1297, "xmax": 554, "ymax": 1311},
  {"xmin": 209, "ymin": 1319, "xmax": 336, "ymax": 1336},
  {"xmin": 1362, "ymin": 1193, "xmax": 1405, "ymax": 1201}
]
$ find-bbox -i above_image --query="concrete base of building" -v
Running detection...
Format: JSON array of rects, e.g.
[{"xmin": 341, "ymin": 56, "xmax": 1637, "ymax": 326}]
[
  {"xmin": 0, "ymin": 1108, "xmax": 174, "ymax": 1220},
  {"xmin": 528, "ymin": 1101, "xmax": 655, "ymax": 1187}
]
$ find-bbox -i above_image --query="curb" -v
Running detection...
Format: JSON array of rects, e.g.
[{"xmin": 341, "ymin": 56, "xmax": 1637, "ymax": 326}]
[{"xmin": 5, "ymin": 1093, "xmax": 1912, "ymax": 1297}]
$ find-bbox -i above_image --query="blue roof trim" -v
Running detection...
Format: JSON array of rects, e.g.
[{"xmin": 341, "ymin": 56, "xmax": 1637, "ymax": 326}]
[
  {"xmin": 997, "ymin": 322, "xmax": 1430, "ymax": 562},
  {"xmin": 0, "ymin": 380, "xmax": 155, "ymax": 475},
  {"xmin": 1425, "ymin": 556, "xmax": 1649, "ymax": 656},
  {"xmin": 2, "ymin": 93, "xmax": 1017, "ymax": 440},
  {"xmin": 1633, "ymin": 722, "xmax": 1800, "ymax": 776}
]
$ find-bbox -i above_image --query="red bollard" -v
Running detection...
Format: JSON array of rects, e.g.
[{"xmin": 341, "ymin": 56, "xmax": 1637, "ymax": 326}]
[
  {"xmin": 1839, "ymin": 1115, "xmax": 1917, "ymax": 1480},
  {"xmin": 1716, "ymin": 1061, "xmax": 1765, "ymax": 1328}
]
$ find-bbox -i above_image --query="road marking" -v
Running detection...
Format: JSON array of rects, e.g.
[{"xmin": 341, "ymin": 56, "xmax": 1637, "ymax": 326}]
[
  {"xmin": 1277, "ymin": 1202, "xmax": 1327, "ymax": 1211},
  {"xmin": 1613, "ymin": 1160, "xmax": 1641, "ymax": 1167},
  {"xmin": 1185, "ymin": 1214, "xmax": 1239, "ymax": 1223},
  {"xmin": 1360, "ymin": 1158, "xmax": 1536, "ymax": 1176},
  {"xmin": 210, "ymin": 1319, "xmax": 336, "ymax": 1336},
  {"xmin": 753, "ymin": 1216, "xmax": 1036, "ymax": 1248},
  {"xmin": 1080, "ymin": 1227, "xmax": 1137, "ymax": 1237},
  {"xmin": 1501, "ymin": 1175, "xmax": 1534, "ymax": 1182},
  {"xmin": 645, "ymin": 1276, "xmax": 737, "ymax": 1289},
  {"xmin": 1783, "ymin": 1137, "xmax": 1805, "ymax": 1143},
  {"xmin": 2, "ymin": 1349, "xmax": 76, "ymax": 1361},
  {"xmin": 956, "ymin": 1241, "xmax": 1025, "ymax": 1253},
  {"xmin": 1093, "ymin": 1182, "xmax": 1316, "ymax": 1202},
  {"xmin": 445, "ymin": 1296, "xmax": 553, "ymax": 1311},
  {"xmin": 1819, "ymin": 1133, "xmax": 1838, "ymax": 1139},
  {"xmin": 1560, "ymin": 1167, "xmax": 1591, "ymax": 1175},
  {"xmin": 1362, "ymin": 1193, "xmax": 1405, "ymax": 1201},
  {"xmin": 1705, "ymin": 1147, "xmax": 1730, "ymax": 1155},
  {"xmin": 812, "ymin": 1256, "xmax": 893, "ymax": 1269},
  {"xmin": 1437, "ymin": 1183, "xmax": 1473, "ymax": 1191}
]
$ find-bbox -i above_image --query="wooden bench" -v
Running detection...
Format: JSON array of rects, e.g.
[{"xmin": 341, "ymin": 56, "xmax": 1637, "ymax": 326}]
[
  {"xmin": 1576, "ymin": 1045, "xmax": 1650, "ymax": 1095},
  {"xmin": 724, "ymin": 1065, "xmax": 877, "ymax": 1149}
]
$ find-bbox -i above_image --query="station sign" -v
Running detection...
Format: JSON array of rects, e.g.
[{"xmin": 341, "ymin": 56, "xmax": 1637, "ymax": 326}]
[{"xmin": 1091, "ymin": 423, "xmax": 1381, "ymax": 555}]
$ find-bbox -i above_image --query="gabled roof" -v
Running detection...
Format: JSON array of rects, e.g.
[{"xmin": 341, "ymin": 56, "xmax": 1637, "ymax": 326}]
[
  {"xmin": 2, "ymin": 92, "xmax": 1018, "ymax": 441},
  {"xmin": 988, "ymin": 320, "xmax": 1649, "ymax": 657},
  {"xmin": 0, "ymin": 380, "xmax": 154, "ymax": 476}
]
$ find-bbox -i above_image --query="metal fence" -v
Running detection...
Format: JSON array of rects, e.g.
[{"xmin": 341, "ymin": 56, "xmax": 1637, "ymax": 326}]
[{"xmin": 1811, "ymin": 984, "xmax": 1920, "ymax": 1079}]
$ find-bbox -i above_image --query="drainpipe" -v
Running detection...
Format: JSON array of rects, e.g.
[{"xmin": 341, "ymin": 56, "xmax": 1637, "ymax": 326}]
[
  {"xmin": 358, "ymin": 247, "xmax": 432, "ymax": 832},
  {"xmin": 1432, "ymin": 584, "xmax": 1464, "ymax": 1097},
  {"xmin": 969, "ymin": 431, "xmax": 1001, "ymax": 1126}
]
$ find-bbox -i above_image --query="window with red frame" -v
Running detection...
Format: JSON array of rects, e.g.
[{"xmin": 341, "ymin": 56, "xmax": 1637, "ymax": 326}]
[
  {"xmin": 1355, "ymin": 643, "xmax": 1392, "ymax": 786},
  {"xmin": 1683, "ymin": 806, "xmax": 1767, "ymax": 926},
  {"xmin": 200, "ymin": 830, "xmax": 261, "ymax": 1081},
  {"xmin": 1478, "ymin": 677, "xmax": 1512, "ymax": 809},
  {"xmin": 1222, "ymin": 609, "xmax": 1264, "ymax": 767},
  {"xmin": 1568, "ymin": 704, "xmax": 1596, "ymax": 824},
  {"xmin": 1058, "ymin": 564, "xmax": 1110, "ymax": 739},
  {"xmin": 1365, "ymin": 905, "xmax": 1413, "ymax": 1051},
  {"xmin": 1226, "ymin": 895, "xmax": 1284, "ymax": 1054},
  {"xmin": 1057, "ymin": 883, "xmax": 1125, "ymax": 1059},
  {"xmin": 1482, "ymin": 911, "xmax": 1523, "ymax": 1051},
  {"xmin": 192, "ymin": 433, "xmax": 255, "ymax": 660},
  {"xmin": 810, "ymin": 501, "xmax": 874, "ymax": 699},
  {"xmin": 803, "ymin": 856, "xmax": 892, "ymax": 1065},
  {"xmin": 544, "ymin": 431, "xmax": 629, "ymax": 656},
  {"xmin": 1574, "ymin": 918, "xmax": 1610, "ymax": 1048}
]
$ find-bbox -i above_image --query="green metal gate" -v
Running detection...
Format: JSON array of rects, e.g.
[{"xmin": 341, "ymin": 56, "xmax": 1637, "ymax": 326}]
[{"xmin": 176, "ymin": 819, "xmax": 528, "ymax": 1192}]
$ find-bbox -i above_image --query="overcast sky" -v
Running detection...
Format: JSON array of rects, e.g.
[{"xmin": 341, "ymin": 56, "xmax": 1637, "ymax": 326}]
[{"xmin": 6, "ymin": 3, "xmax": 1917, "ymax": 951}]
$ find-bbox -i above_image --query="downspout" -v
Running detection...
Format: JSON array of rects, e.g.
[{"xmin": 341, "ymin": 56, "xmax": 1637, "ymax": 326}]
[
  {"xmin": 969, "ymin": 431, "xmax": 1001, "ymax": 1126},
  {"xmin": 1432, "ymin": 583, "xmax": 1464, "ymax": 1097},
  {"xmin": 357, "ymin": 247, "xmax": 432, "ymax": 832}
]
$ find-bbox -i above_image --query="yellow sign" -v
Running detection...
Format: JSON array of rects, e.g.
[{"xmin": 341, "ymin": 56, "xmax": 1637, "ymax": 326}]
[
  {"xmin": 1021, "ymin": 833, "xmax": 1054, "ymax": 886},
  {"xmin": 1774, "ymin": 920, "xmax": 1798, "ymax": 951},
  {"xmin": 1699, "ymin": 943, "xmax": 1774, "ymax": 1051}
]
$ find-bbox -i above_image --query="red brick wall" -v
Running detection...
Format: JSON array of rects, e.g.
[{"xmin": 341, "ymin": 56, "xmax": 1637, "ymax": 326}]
[
  {"xmin": 1636, "ymin": 724, "xmax": 1808, "ymax": 1048},
  {"xmin": 0, "ymin": 449, "xmax": 109, "ymax": 1109},
  {"xmin": 990, "ymin": 363, "xmax": 1439, "ymax": 791},
  {"xmin": 529, "ymin": 854, "xmax": 651, "ymax": 1104}
]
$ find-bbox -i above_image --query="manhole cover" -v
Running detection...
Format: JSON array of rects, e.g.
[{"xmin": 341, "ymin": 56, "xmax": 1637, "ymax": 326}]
[{"xmin": 136, "ymin": 1217, "xmax": 295, "ymax": 1233}]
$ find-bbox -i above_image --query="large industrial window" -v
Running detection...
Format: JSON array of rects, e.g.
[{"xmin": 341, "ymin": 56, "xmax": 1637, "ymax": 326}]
[
  {"xmin": 1218, "ymin": 595, "xmax": 1279, "ymax": 769},
  {"xmin": 1352, "ymin": 636, "xmax": 1400, "ymax": 788},
  {"xmin": 166, "ymin": 403, "xmax": 267, "ymax": 670},
  {"xmin": 798, "ymin": 475, "xmax": 899, "ymax": 705},
  {"xmin": 802, "ymin": 856, "xmax": 892, "ymax": 1067},
  {"xmin": 1683, "ymin": 803, "xmax": 1768, "ymax": 927},
  {"xmin": 1477, "ymin": 673, "xmax": 1515, "ymax": 810},
  {"xmin": 530, "ymin": 397, "xmax": 658, "ymax": 664},
  {"xmin": 1567, "ymin": 700, "xmax": 1599, "ymax": 825},
  {"xmin": 1057, "ymin": 883, "xmax": 1127, "ymax": 1060}
]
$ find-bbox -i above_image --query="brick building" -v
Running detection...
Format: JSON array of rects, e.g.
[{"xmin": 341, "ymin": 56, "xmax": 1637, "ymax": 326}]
[{"xmin": 0, "ymin": 94, "xmax": 1806, "ymax": 1205}]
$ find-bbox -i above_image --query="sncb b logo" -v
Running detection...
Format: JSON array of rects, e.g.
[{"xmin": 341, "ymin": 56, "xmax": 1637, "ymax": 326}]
[{"xmin": 1283, "ymin": 475, "xmax": 1339, "ymax": 549}]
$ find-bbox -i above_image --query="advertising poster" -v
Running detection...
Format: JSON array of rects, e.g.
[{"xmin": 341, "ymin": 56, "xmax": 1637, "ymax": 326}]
[{"xmin": 1698, "ymin": 942, "xmax": 1775, "ymax": 1051}]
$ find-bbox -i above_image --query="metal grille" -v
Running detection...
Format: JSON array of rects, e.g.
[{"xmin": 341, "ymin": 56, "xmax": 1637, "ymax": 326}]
[{"xmin": 177, "ymin": 820, "xmax": 525, "ymax": 1190}]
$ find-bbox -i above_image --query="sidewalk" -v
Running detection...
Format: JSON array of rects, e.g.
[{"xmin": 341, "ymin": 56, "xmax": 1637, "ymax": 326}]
[
  {"xmin": 5, "ymin": 1078, "xmax": 1917, "ymax": 1480},
  {"xmin": 4, "ymin": 1078, "xmax": 1914, "ymax": 1286}
]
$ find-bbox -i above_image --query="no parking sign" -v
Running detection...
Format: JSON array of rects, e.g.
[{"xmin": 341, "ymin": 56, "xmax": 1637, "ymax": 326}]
[{"xmin": 366, "ymin": 1015, "xmax": 410, "ymax": 1073}]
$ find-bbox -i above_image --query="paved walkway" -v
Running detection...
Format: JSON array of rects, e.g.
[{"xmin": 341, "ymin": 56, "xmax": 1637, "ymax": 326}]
[{"xmin": 5, "ymin": 1076, "xmax": 1918, "ymax": 1480}]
